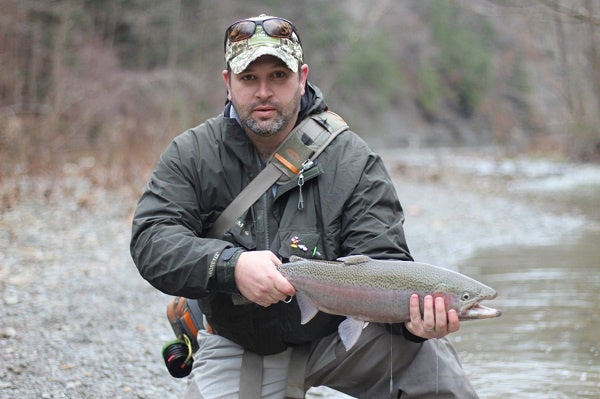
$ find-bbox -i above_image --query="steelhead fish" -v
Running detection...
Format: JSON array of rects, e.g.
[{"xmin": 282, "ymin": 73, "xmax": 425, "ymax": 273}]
[{"xmin": 278, "ymin": 255, "xmax": 501, "ymax": 350}]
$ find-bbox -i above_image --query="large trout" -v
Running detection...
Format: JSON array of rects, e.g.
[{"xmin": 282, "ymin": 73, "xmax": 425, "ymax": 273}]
[{"xmin": 278, "ymin": 255, "xmax": 501, "ymax": 350}]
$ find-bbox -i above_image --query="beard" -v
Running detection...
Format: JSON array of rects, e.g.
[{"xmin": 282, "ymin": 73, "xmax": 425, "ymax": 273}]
[
  {"xmin": 242, "ymin": 112, "xmax": 288, "ymax": 137},
  {"xmin": 232, "ymin": 90, "xmax": 302, "ymax": 138}
]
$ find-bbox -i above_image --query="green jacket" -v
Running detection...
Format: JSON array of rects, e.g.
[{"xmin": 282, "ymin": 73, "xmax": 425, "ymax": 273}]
[{"xmin": 130, "ymin": 83, "xmax": 412, "ymax": 355}]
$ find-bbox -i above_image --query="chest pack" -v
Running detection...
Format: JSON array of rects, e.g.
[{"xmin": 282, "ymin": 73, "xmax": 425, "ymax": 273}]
[{"xmin": 161, "ymin": 111, "xmax": 348, "ymax": 378}]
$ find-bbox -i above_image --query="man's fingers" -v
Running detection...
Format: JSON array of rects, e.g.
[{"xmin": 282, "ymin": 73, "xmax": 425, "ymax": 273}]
[
  {"xmin": 406, "ymin": 293, "xmax": 462, "ymax": 339},
  {"xmin": 448, "ymin": 309, "xmax": 460, "ymax": 333},
  {"xmin": 434, "ymin": 296, "xmax": 448, "ymax": 333},
  {"xmin": 409, "ymin": 293, "xmax": 422, "ymax": 322},
  {"xmin": 276, "ymin": 276, "xmax": 296, "ymax": 297},
  {"xmin": 422, "ymin": 295, "xmax": 436, "ymax": 332}
]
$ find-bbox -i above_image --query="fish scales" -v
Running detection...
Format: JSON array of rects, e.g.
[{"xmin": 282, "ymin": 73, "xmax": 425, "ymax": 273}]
[
  {"xmin": 285, "ymin": 269, "xmax": 406, "ymax": 321},
  {"xmin": 278, "ymin": 255, "xmax": 501, "ymax": 350},
  {"xmin": 278, "ymin": 258, "xmax": 451, "ymax": 322},
  {"xmin": 280, "ymin": 258, "xmax": 487, "ymax": 299},
  {"xmin": 279, "ymin": 255, "xmax": 496, "ymax": 322}
]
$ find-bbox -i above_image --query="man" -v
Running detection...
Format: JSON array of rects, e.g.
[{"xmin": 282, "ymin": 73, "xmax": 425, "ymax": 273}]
[{"xmin": 130, "ymin": 14, "xmax": 478, "ymax": 398}]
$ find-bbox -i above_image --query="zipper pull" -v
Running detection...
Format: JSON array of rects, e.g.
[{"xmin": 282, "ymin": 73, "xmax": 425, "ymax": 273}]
[{"xmin": 297, "ymin": 159, "xmax": 313, "ymax": 210}]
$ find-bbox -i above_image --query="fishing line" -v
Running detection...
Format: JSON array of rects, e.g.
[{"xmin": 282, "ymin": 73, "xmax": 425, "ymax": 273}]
[
  {"xmin": 389, "ymin": 329, "xmax": 394, "ymax": 395},
  {"xmin": 436, "ymin": 350, "xmax": 439, "ymax": 395}
]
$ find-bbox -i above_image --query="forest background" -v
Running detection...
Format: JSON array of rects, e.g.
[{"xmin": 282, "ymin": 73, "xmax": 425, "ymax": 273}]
[{"xmin": 1, "ymin": 0, "xmax": 599, "ymax": 206}]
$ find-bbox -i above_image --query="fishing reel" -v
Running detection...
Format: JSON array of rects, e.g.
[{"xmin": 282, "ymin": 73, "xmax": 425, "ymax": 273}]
[
  {"xmin": 162, "ymin": 333, "xmax": 194, "ymax": 378},
  {"xmin": 162, "ymin": 297, "xmax": 204, "ymax": 378}
]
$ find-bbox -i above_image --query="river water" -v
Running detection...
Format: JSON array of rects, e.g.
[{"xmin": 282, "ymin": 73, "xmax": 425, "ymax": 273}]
[
  {"xmin": 456, "ymin": 228, "xmax": 600, "ymax": 398},
  {"xmin": 455, "ymin": 172, "xmax": 600, "ymax": 398}
]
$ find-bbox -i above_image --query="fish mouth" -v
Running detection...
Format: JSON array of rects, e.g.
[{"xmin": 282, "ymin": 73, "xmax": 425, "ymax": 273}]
[{"xmin": 461, "ymin": 302, "xmax": 502, "ymax": 320}]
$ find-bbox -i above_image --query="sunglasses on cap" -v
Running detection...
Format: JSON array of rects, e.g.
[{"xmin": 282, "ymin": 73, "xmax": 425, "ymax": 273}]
[{"xmin": 224, "ymin": 17, "xmax": 301, "ymax": 51}]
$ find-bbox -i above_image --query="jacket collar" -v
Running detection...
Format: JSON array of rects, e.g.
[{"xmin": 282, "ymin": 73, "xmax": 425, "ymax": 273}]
[{"xmin": 221, "ymin": 116, "xmax": 258, "ymax": 170}]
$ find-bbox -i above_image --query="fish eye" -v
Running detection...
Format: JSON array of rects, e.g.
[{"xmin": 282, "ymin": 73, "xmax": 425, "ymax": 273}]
[{"xmin": 461, "ymin": 292, "xmax": 471, "ymax": 301}]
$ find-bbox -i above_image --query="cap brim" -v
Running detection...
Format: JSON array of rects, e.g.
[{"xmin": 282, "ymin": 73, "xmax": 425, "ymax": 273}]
[{"xmin": 229, "ymin": 45, "xmax": 299, "ymax": 74}]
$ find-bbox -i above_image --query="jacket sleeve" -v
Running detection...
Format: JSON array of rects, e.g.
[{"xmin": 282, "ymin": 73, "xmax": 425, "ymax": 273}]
[{"xmin": 129, "ymin": 133, "xmax": 241, "ymax": 298}]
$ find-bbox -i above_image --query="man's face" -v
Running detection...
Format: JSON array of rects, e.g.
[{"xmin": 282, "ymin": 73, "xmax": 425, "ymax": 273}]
[{"xmin": 223, "ymin": 55, "xmax": 309, "ymax": 137}]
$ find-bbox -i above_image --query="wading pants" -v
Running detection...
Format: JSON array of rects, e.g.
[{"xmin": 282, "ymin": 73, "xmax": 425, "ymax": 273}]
[{"xmin": 182, "ymin": 323, "xmax": 479, "ymax": 399}]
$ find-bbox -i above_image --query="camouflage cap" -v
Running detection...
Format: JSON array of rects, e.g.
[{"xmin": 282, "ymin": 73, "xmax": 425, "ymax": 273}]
[{"xmin": 225, "ymin": 15, "xmax": 303, "ymax": 74}]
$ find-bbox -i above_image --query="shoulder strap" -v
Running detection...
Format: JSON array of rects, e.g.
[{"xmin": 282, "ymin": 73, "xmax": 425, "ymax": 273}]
[{"xmin": 207, "ymin": 111, "xmax": 348, "ymax": 239}]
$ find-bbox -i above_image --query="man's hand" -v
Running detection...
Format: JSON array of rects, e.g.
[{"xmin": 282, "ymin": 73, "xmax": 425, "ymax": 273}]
[
  {"xmin": 404, "ymin": 294, "xmax": 460, "ymax": 339},
  {"xmin": 234, "ymin": 251, "xmax": 296, "ymax": 307}
]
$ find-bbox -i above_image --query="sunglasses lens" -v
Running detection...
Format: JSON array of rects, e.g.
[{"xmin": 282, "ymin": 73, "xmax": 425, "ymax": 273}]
[
  {"xmin": 227, "ymin": 21, "xmax": 257, "ymax": 42},
  {"xmin": 262, "ymin": 18, "xmax": 294, "ymax": 39}
]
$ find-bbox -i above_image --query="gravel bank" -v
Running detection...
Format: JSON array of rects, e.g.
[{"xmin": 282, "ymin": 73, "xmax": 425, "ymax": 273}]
[
  {"xmin": 0, "ymin": 178, "xmax": 179, "ymax": 399},
  {"xmin": 0, "ymin": 151, "xmax": 589, "ymax": 399}
]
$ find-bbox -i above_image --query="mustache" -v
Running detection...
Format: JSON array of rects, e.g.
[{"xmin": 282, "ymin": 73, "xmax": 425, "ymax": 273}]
[{"xmin": 251, "ymin": 101, "xmax": 279, "ymax": 109}]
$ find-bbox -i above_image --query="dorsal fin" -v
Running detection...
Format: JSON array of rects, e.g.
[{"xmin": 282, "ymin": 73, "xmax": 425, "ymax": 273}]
[
  {"xmin": 289, "ymin": 255, "xmax": 304, "ymax": 262},
  {"xmin": 337, "ymin": 255, "xmax": 371, "ymax": 266}
]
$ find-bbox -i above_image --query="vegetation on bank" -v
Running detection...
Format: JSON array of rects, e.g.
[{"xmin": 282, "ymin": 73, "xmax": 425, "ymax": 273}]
[{"xmin": 1, "ymin": 1, "xmax": 598, "ymax": 208}]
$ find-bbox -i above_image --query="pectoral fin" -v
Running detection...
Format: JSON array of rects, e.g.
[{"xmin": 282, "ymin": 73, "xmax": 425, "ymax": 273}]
[
  {"xmin": 338, "ymin": 318, "xmax": 368, "ymax": 351},
  {"xmin": 296, "ymin": 291, "xmax": 319, "ymax": 324}
]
